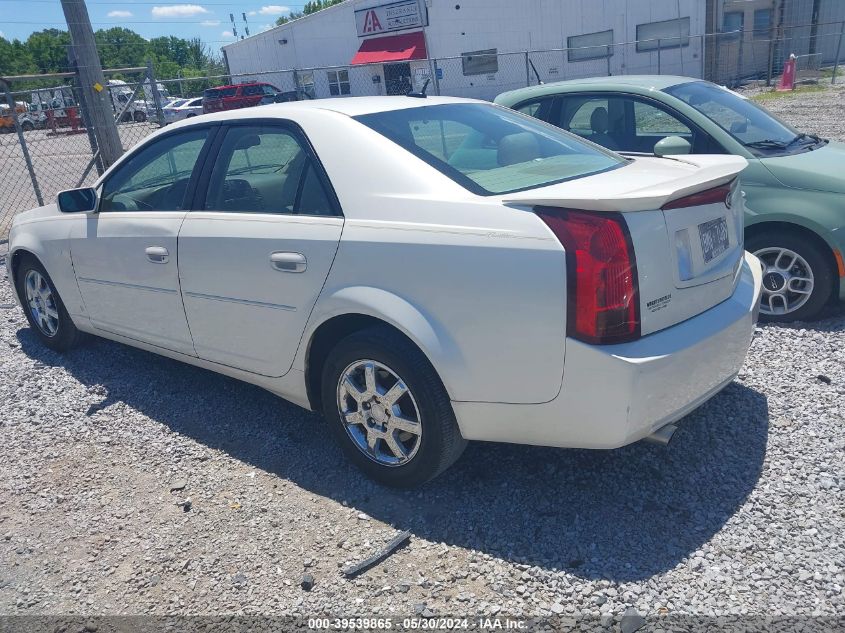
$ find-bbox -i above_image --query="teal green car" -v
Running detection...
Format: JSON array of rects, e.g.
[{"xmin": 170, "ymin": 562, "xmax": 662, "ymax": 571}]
[{"xmin": 495, "ymin": 76, "xmax": 845, "ymax": 322}]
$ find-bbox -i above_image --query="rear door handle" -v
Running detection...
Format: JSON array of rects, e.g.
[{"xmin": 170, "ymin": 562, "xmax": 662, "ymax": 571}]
[
  {"xmin": 145, "ymin": 246, "xmax": 169, "ymax": 264},
  {"xmin": 270, "ymin": 251, "xmax": 307, "ymax": 273}
]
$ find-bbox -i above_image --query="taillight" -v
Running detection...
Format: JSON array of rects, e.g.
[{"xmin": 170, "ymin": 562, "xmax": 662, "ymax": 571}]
[
  {"xmin": 662, "ymin": 181, "xmax": 734, "ymax": 210},
  {"xmin": 536, "ymin": 207, "xmax": 640, "ymax": 345}
]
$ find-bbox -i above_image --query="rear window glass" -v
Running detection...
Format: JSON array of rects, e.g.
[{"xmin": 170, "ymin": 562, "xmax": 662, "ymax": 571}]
[
  {"xmin": 204, "ymin": 87, "xmax": 237, "ymax": 99},
  {"xmin": 354, "ymin": 103, "xmax": 625, "ymax": 195}
]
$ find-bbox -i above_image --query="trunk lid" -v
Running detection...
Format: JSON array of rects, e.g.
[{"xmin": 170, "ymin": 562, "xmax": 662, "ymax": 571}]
[{"xmin": 504, "ymin": 155, "xmax": 748, "ymax": 337}]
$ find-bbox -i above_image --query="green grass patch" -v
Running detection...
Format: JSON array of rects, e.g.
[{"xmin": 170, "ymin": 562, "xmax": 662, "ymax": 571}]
[{"xmin": 752, "ymin": 84, "xmax": 828, "ymax": 102}]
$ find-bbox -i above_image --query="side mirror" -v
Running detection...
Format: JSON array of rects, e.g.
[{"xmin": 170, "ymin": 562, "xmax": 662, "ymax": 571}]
[
  {"xmin": 57, "ymin": 187, "xmax": 98, "ymax": 213},
  {"xmin": 654, "ymin": 136, "xmax": 692, "ymax": 157}
]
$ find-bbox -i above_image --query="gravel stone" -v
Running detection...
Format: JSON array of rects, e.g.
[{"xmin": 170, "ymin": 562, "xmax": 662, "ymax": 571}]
[{"xmin": 0, "ymin": 85, "xmax": 843, "ymax": 618}]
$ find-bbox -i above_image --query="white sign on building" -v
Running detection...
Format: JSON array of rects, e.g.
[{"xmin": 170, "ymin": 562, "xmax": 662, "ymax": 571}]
[{"xmin": 355, "ymin": 0, "xmax": 426, "ymax": 37}]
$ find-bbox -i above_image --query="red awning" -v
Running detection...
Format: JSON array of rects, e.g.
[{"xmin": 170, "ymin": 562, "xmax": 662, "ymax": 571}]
[{"xmin": 351, "ymin": 31, "xmax": 427, "ymax": 65}]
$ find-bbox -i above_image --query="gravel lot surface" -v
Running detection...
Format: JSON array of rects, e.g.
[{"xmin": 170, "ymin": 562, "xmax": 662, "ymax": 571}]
[{"xmin": 0, "ymin": 84, "xmax": 844, "ymax": 623}]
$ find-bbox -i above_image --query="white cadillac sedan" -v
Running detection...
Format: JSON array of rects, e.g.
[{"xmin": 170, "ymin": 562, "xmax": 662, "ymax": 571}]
[{"xmin": 8, "ymin": 96, "xmax": 763, "ymax": 487}]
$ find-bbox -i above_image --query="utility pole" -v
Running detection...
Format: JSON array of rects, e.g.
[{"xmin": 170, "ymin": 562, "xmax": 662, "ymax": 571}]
[{"xmin": 60, "ymin": 0, "xmax": 124, "ymax": 168}]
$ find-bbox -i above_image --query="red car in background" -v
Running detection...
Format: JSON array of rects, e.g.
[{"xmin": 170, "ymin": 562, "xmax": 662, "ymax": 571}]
[{"xmin": 202, "ymin": 82, "xmax": 283, "ymax": 114}]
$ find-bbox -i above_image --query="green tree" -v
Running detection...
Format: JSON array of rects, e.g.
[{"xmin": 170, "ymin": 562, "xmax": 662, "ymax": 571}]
[
  {"xmin": 0, "ymin": 37, "xmax": 36, "ymax": 77},
  {"xmin": 25, "ymin": 29, "xmax": 72, "ymax": 73},
  {"xmin": 94, "ymin": 27, "xmax": 147, "ymax": 68}
]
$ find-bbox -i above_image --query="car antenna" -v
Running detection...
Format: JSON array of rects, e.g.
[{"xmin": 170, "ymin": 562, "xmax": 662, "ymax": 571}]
[
  {"xmin": 407, "ymin": 78, "xmax": 430, "ymax": 99},
  {"xmin": 529, "ymin": 59, "xmax": 544, "ymax": 85}
]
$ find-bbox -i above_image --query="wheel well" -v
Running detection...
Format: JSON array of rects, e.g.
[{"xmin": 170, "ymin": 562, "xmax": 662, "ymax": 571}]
[
  {"xmin": 745, "ymin": 221, "xmax": 840, "ymax": 295},
  {"xmin": 305, "ymin": 314, "xmax": 423, "ymax": 413},
  {"xmin": 8, "ymin": 249, "xmax": 37, "ymax": 285}
]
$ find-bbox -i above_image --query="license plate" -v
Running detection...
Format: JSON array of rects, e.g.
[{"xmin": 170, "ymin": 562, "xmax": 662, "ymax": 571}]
[{"xmin": 699, "ymin": 217, "xmax": 730, "ymax": 264}]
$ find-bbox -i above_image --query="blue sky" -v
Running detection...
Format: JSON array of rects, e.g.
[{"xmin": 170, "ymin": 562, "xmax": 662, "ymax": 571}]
[{"xmin": 0, "ymin": 1, "xmax": 308, "ymax": 48}]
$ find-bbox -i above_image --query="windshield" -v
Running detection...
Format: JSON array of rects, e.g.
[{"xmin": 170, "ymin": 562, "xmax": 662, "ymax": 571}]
[
  {"xmin": 354, "ymin": 103, "xmax": 625, "ymax": 195},
  {"xmin": 664, "ymin": 81, "xmax": 805, "ymax": 152}
]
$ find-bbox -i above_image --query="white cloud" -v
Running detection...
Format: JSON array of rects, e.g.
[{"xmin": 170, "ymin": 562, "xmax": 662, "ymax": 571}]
[
  {"xmin": 258, "ymin": 5, "xmax": 289, "ymax": 15},
  {"xmin": 151, "ymin": 4, "xmax": 210, "ymax": 18},
  {"xmin": 221, "ymin": 30, "xmax": 234, "ymax": 37},
  {"xmin": 0, "ymin": 31, "xmax": 5, "ymax": 39},
  {"xmin": 247, "ymin": 10, "xmax": 257, "ymax": 16},
  {"xmin": 200, "ymin": 19, "xmax": 220, "ymax": 26},
  {"xmin": 107, "ymin": 10, "xmax": 133, "ymax": 17}
]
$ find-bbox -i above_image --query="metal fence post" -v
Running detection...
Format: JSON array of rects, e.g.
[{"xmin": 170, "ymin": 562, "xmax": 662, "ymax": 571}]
[
  {"xmin": 293, "ymin": 69, "xmax": 303, "ymax": 99},
  {"xmin": 431, "ymin": 58, "xmax": 441, "ymax": 96},
  {"xmin": 833, "ymin": 21, "xmax": 844, "ymax": 84},
  {"xmin": 524, "ymin": 51, "xmax": 530, "ymax": 87},
  {"xmin": 146, "ymin": 60, "xmax": 165, "ymax": 128},
  {"xmin": 657, "ymin": 39, "xmax": 662, "ymax": 74},
  {"xmin": 1, "ymin": 79, "xmax": 44, "ymax": 207}
]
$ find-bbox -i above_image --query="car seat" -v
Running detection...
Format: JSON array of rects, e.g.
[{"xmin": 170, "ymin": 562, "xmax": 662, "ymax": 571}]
[{"xmin": 589, "ymin": 107, "xmax": 619, "ymax": 150}]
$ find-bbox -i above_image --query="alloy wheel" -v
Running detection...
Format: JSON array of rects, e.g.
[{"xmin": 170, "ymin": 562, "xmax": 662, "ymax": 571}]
[
  {"xmin": 336, "ymin": 359, "xmax": 422, "ymax": 467},
  {"xmin": 753, "ymin": 247, "xmax": 815, "ymax": 316},
  {"xmin": 24, "ymin": 269, "xmax": 60, "ymax": 337}
]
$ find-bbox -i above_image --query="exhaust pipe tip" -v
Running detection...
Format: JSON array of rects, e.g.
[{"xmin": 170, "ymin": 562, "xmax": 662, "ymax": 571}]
[{"xmin": 644, "ymin": 423, "xmax": 678, "ymax": 446}]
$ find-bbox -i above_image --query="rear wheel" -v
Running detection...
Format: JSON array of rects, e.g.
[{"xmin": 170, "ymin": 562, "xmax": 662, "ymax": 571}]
[
  {"xmin": 321, "ymin": 327, "xmax": 466, "ymax": 488},
  {"xmin": 15, "ymin": 256, "xmax": 84, "ymax": 352},
  {"xmin": 21, "ymin": 120, "xmax": 34, "ymax": 132},
  {"xmin": 747, "ymin": 230, "xmax": 834, "ymax": 322},
  {"xmin": 133, "ymin": 110, "xmax": 147, "ymax": 123}
]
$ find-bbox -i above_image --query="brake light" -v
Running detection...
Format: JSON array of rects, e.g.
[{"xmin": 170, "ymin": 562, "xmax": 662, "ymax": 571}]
[
  {"xmin": 536, "ymin": 207, "xmax": 640, "ymax": 345},
  {"xmin": 662, "ymin": 181, "xmax": 734, "ymax": 210}
]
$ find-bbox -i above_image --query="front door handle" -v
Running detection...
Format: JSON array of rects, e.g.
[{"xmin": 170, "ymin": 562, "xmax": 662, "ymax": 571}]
[
  {"xmin": 145, "ymin": 246, "xmax": 169, "ymax": 264},
  {"xmin": 270, "ymin": 251, "xmax": 307, "ymax": 273}
]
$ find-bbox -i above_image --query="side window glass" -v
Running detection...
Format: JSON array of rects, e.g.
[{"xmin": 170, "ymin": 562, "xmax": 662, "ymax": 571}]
[
  {"xmin": 100, "ymin": 128, "xmax": 209, "ymax": 212},
  {"xmin": 297, "ymin": 163, "xmax": 334, "ymax": 216},
  {"xmin": 514, "ymin": 98, "xmax": 551, "ymax": 121},
  {"xmin": 633, "ymin": 101, "xmax": 692, "ymax": 138},
  {"xmin": 560, "ymin": 98, "xmax": 621, "ymax": 150},
  {"xmin": 204, "ymin": 125, "xmax": 333, "ymax": 215}
]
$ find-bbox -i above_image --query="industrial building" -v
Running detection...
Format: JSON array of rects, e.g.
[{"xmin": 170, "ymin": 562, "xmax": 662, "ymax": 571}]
[{"xmin": 221, "ymin": 0, "xmax": 845, "ymax": 100}]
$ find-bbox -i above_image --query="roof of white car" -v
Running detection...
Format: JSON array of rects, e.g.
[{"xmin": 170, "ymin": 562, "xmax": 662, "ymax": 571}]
[{"xmin": 197, "ymin": 95, "xmax": 486, "ymax": 123}]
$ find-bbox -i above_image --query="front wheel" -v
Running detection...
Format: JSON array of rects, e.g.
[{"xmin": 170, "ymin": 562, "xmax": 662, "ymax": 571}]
[
  {"xmin": 15, "ymin": 256, "xmax": 84, "ymax": 351},
  {"xmin": 321, "ymin": 327, "xmax": 466, "ymax": 488},
  {"xmin": 133, "ymin": 110, "xmax": 147, "ymax": 123},
  {"xmin": 747, "ymin": 231, "xmax": 834, "ymax": 322}
]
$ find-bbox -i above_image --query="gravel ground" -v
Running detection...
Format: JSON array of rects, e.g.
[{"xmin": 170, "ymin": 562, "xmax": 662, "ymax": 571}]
[{"xmin": 0, "ymin": 84, "xmax": 844, "ymax": 623}]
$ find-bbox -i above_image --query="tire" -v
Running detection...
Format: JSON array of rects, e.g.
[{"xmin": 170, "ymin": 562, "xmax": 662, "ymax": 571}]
[
  {"xmin": 746, "ymin": 230, "xmax": 834, "ymax": 322},
  {"xmin": 186, "ymin": 113, "xmax": 197, "ymax": 118},
  {"xmin": 133, "ymin": 110, "xmax": 147, "ymax": 123},
  {"xmin": 21, "ymin": 121, "xmax": 34, "ymax": 132},
  {"xmin": 15, "ymin": 255, "xmax": 84, "ymax": 352},
  {"xmin": 321, "ymin": 326, "xmax": 466, "ymax": 488}
]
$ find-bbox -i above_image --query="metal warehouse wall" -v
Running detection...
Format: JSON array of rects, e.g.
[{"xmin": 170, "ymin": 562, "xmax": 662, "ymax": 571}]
[
  {"xmin": 782, "ymin": 0, "xmax": 845, "ymax": 62},
  {"xmin": 223, "ymin": 0, "xmax": 706, "ymax": 101}
]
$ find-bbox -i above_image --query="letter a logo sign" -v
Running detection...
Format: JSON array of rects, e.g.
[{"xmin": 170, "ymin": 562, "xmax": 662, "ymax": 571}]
[{"xmin": 363, "ymin": 9, "xmax": 383, "ymax": 33}]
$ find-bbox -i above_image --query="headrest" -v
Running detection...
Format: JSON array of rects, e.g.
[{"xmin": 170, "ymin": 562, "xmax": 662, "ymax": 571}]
[
  {"xmin": 497, "ymin": 132, "xmax": 541, "ymax": 167},
  {"xmin": 590, "ymin": 107, "xmax": 609, "ymax": 133}
]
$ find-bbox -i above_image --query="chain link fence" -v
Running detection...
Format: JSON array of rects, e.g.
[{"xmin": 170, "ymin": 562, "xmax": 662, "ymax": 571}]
[{"xmin": 2, "ymin": 20, "xmax": 845, "ymax": 241}]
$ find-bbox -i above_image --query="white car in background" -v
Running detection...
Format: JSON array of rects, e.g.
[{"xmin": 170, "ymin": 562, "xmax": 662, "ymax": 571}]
[
  {"xmin": 7, "ymin": 96, "xmax": 763, "ymax": 487},
  {"xmin": 163, "ymin": 97, "xmax": 203, "ymax": 124}
]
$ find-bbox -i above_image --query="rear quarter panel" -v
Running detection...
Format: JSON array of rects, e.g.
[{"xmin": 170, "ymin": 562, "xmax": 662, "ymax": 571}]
[{"xmin": 308, "ymin": 209, "xmax": 567, "ymax": 404}]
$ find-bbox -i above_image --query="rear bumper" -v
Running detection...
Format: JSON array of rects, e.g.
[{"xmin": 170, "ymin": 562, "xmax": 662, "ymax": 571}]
[{"xmin": 453, "ymin": 251, "xmax": 764, "ymax": 449}]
